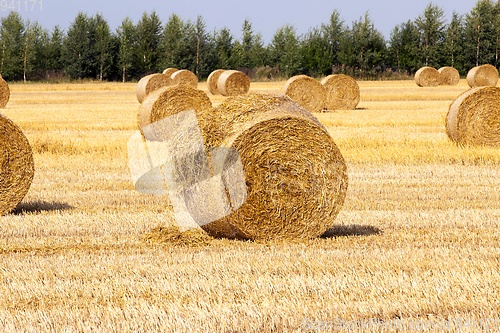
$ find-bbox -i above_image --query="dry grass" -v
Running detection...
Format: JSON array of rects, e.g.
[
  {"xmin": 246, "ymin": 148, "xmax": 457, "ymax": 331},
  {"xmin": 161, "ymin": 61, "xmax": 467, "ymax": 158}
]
[{"xmin": 0, "ymin": 79, "xmax": 499, "ymax": 331}]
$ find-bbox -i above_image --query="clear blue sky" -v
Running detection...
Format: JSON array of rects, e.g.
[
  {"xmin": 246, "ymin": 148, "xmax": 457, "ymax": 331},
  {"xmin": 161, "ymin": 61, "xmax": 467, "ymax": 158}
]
[{"xmin": 0, "ymin": 0, "xmax": 475, "ymax": 44}]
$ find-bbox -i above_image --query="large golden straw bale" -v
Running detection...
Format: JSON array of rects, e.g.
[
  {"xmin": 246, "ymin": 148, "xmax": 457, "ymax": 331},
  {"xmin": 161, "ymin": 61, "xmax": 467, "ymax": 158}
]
[
  {"xmin": 201, "ymin": 93, "xmax": 348, "ymax": 240},
  {"xmin": 171, "ymin": 70, "xmax": 198, "ymax": 89},
  {"xmin": 320, "ymin": 74, "xmax": 360, "ymax": 110},
  {"xmin": 415, "ymin": 67, "xmax": 440, "ymax": 87},
  {"xmin": 0, "ymin": 113, "xmax": 34, "ymax": 215},
  {"xmin": 207, "ymin": 69, "xmax": 226, "ymax": 95},
  {"xmin": 0, "ymin": 77, "xmax": 9, "ymax": 108},
  {"xmin": 136, "ymin": 73, "xmax": 172, "ymax": 104},
  {"xmin": 446, "ymin": 86, "xmax": 500, "ymax": 146},
  {"xmin": 217, "ymin": 70, "xmax": 250, "ymax": 96},
  {"xmin": 281, "ymin": 75, "xmax": 326, "ymax": 113},
  {"xmin": 466, "ymin": 65, "xmax": 499, "ymax": 88},
  {"xmin": 438, "ymin": 67, "xmax": 460, "ymax": 86}
]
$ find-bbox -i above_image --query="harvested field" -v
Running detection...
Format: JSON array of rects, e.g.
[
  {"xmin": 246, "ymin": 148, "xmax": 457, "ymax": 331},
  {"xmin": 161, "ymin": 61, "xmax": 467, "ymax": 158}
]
[{"xmin": 1, "ymin": 78, "xmax": 500, "ymax": 331}]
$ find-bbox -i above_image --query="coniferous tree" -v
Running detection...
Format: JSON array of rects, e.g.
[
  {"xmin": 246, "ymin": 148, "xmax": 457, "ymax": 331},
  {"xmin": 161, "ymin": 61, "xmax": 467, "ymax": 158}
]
[
  {"xmin": 63, "ymin": 12, "xmax": 92, "ymax": 79},
  {"xmin": 0, "ymin": 12, "xmax": 25, "ymax": 80},
  {"xmin": 415, "ymin": 3, "xmax": 446, "ymax": 67},
  {"xmin": 136, "ymin": 11, "xmax": 163, "ymax": 74},
  {"xmin": 269, "ymin": 24, "xmax": 302, "ymax": 77},
  {"xmin": 117, "ymin": 17, "xmax": 136, "ymax": 82}
]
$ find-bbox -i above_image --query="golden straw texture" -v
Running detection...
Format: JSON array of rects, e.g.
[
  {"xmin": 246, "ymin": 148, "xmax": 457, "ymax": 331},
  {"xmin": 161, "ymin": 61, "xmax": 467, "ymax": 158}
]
[
  {"xmin": 136, "ymin": 73, "xmax": 172, "ymax": 104},
  {"xmin": 162, "ymin": 68, "xmax": 179, "ymax": 78},
  {"xmin": 438, "ymin": 67, "xmax": 460, "ymax": 86},
  {"xmin": 0, "ymin": 77, "xmax": 9, "ymax": 108},
  {"xmin": 201, "ymin": 93, "xmax": 348, "ymax": 240},
  {"xmin": 415, "ymin": 67, "xmax": 440, "ymax": 87},
  {"xmin": 171, "ymin": 70, "xmax": 198, "ymax": 89},
  {"xmin": 138, "ymin": 85, "xmax": 212, "ymax": 131},
  {"xmin": 281, "ymin": 75, "xmax": 326, "ymax": 113},
  {"xmin": 446, "ymin": 86, "xmax": 500, "ymax": 146},
  {"xmin": 217, "ymin": 70, "xmax": 250, "ymax": 96},
  {"xmin": 320, "ymin": 74, "xmax": 360, "ymax": 110},
  {"xmin": 207, "ymin": 69, "xmax": 226, "ymax": 95},
  {"xmin": 467, "ymin": 65, "xmax": 499, "ymax": 88},
  {"xmin": 0, "ymin": 113, "xmax": 34, "ymax": 215}
]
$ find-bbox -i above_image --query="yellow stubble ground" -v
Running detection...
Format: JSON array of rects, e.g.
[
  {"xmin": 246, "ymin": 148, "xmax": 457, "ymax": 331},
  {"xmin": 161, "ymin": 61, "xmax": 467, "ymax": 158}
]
[{"xmin": 0, "ymin": 79, "xmax": 499, "ymax": 331}]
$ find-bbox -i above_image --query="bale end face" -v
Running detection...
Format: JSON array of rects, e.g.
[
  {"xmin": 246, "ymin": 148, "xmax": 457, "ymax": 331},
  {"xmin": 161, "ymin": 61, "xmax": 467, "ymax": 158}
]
[
  {"xmin": 467, "ymin": 64, "xmax": 499, "ymax": 88},
  {"xmin": 281, "ymin": 75, "xmax": 326, "ymax": 113},
  {"xmin": 217, "ymin": 70, "xmax": 250, "ymax": 97},
  {"xmin": 320, "ymin": 74, "xmax": 360, "ymax": 110},
  {"xmin": 415, "ymin": 67, "xmax": 440, "ymax": 87},
  {"xmin": 0, "ymin": 113, "xmax": 34, "ymax": 216},
  {"xmin": 136, "ymin": 73, "xmax": 172, "ymax": 104}
]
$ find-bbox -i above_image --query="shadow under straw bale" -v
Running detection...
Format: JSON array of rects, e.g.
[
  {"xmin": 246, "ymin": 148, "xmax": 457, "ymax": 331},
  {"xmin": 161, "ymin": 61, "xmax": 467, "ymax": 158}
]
[
  {"xmin": 12, "ymin": 200, "xmax": 74, "ymax": 215},
  {"xmin": 320, "ymin": 224, "xmax": 382, "ymax": 238}
]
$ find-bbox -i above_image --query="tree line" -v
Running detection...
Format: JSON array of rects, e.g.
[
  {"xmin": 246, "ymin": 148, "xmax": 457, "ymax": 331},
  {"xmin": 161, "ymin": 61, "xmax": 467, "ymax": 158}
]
[{"xmin": 0, "ymin": 0, "xmax": 499, "ymax": 82}]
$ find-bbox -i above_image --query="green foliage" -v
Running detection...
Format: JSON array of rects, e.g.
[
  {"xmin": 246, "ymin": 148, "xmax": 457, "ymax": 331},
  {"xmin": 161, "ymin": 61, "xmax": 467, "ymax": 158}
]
[
  {"xmin": 269, "ymin": 24, "xmax": 302, "ymax": 77},
  {"xmin": 117, "ymin": 18, "xmax": 136, "ymax": 82},
  {"xmin": 63, "ymin": 12, "xmax": 92, "ymax": 79},
  {"xmin": 135, "ymin": 11, "xmax": 163, "ymax": 74},
  {"xmin": 387, "ymin": 21, "xmax": 421, "ymax": 73},
  {"xmin": 0, "ymin": 12, "xmax": 25, "ymax": 80},
  {"xmin": 415, "ymin": 3, "xmax": 446, "ymax": 67}
]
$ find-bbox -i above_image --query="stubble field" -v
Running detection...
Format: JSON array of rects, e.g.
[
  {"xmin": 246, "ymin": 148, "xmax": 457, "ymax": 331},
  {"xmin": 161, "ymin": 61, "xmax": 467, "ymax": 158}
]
[{"xmin": 1, "ymin": 79, "xmax": 500, "ymax": 332}]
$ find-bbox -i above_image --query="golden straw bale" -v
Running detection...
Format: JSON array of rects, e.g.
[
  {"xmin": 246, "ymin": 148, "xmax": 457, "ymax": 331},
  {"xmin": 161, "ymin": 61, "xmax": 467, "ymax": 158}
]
[
  {"xmin": 415, "ymin": 67, "xmax": 440, "ymax": 87},
  {"xmin": 0, "ymin": 77, "xmax": 9, "ymax": 108},
  {"xmin": 446, "ymin": 86, "xmax": 500, "ymax": 146},
  {"xmin": 171, "ymin": 70, "xmax": 198, "ymax": 89},
  {"xmin": 281, "ymin": 75, "xmax": 326, "ymax": 113},
  {"xmin": 438, "ymin": 67, "xmax": 460, "ymax": 86},
  {"xmin": 217, "ymin": 70, "xmax": 250, "ymax": 96},
  {"xmin": 136, "ymin": 73, "xmax": 172, "ymax": 104},
  {"xmin": 320, "ymin": 74, "xmax": 360, "ymax": 110},
  {"xmin": 200, "ymin": 93, "xmax": 348, "ymax": 240},
  {"xmin": 0, "ymin": 113, "xmax": 34, "ymax": 215},
  {"xmin": 207, "ymin": 69, "xmax": 226, "ymax": 95},
  {"xmin": 162, "ymin": 68, "xmax": 178, "ymax": 78},
  {"xmin": 466, "ymin": 64, "xmax": 499, "ymax": 88},
  {"xmin": 138, "ymin": 84, "xmax": 212, "ymax": 132}
]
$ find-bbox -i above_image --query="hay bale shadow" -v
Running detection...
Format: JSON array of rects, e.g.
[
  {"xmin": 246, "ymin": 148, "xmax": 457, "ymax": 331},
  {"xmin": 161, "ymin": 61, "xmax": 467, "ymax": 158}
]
[
  {"xmin": 321, "ymin": 224, "xmax": 382, "ymax": 238},
  {"xmin": 12, "ymin": 200, "xmax": 74, "ymax": 215}
]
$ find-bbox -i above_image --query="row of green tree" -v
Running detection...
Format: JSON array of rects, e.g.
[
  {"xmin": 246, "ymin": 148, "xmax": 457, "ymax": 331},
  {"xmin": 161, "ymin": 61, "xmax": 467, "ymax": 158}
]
[{"xmin": 1, "ymin": 0, "xmax": 499, "ymax": 82}]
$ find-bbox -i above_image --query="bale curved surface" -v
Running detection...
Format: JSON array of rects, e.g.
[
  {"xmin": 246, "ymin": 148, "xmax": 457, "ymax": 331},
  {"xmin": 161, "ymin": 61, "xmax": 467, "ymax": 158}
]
[
  {"xmin": 201, "ymin": 93, "xmax": 348, "ymax": 240},
  {"xmin": 415, "ymin": 67, "xmax": 440, "ymax": 87},
  {"xmin": 446, "ymin": 86, "xmax": 500, "ymax": 146},
  {"xmin": 136, "ymin": 73, "xmax": 172, "ymax": 104},
  {"xmin": 217, "ymin": 70, "xmax": 250, "ymax": 97},
  {"xmin": 138, "ymin": 85, "xmax": 212, "ymax": 132},
  {"xmin": 171, "ymin": 70, "xmax": 198, "ymax": 89},
  {"xmin": 438, "ymin": 67, "xmax": 460, "ymax": 86},
  {"xmin": 0, "ymin": 113, "xmax": 34, "ymax": 215},
  {"xmin": 207, "ymin": 69, "xmax": 226, "ymax": 95},
  {"xmin": 162, "ymin": 68, "xmax": 178, "ymax": 78},
  {"xmin": 0, "ymin": 77, "xmax": 10, "ymax": 108},
  {"xmin": 466, "ymin": 64, "xmax": 498, "ymax": 88},
  {"xmin": 320, "ymin": 74, "xmax": 360, "ymax": 110},
  {"xmin": 281, "ymin": 75, "xmax": 326, "ymax": 113}
]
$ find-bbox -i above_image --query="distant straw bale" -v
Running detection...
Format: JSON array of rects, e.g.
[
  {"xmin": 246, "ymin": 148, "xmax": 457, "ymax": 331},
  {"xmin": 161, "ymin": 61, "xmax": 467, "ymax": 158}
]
[
  {"xmin": 0, "ymin": 76, "xmax": 9, "ymax": 108},
  {"xmin": 171, "ymin": 70, "xmax": 198, "ymax": 89},
  {"xmin": 281, "ymin": 75, "xmax": 326, "ymax": 113},
  {"xmin": 138, "ymin": 84, "xmax": 212, "ymax": 132},
  {"xmin": 217, "ymin": 70, "xmax": 250, "ymax": 96},
  {"xmin": 446, "ymin": 86, "xmax": 500, "ymax": 146},
  {"xmin": 320, "ymin": 74, "xmax": 360, "ymax": 110},
  {"xmin": 201, "ymin": 93, "xmax": 348, "ymax": 240},
  {"xmin": 162, "ymin": 68, "xmax": 179, "ymax": 78},
  {"xmin": 136, "ymin": 73, "xmax": 172, "ymax": 104},
  {"xmin": 438, "ymin": 67, "xmax": 460, "ymax": 86},
  {"xmin": 415, "ymin": 67, "xmax": 440, "ymax": 87},
  {"xmin": 466, "ymin": 65, "xmax": 499, "ymax": 88},
  {"xmin": 0, "ymin": 113, "xmax": 34, "ymax": 215},
  {"xmin": 207, "ymin": 69, "xmax": 226, "ymax": 95}
]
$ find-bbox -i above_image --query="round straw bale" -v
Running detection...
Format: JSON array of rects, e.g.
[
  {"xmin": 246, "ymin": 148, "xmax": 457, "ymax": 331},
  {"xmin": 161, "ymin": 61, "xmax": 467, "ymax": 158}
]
[
  {"xmin": 217, "ymin": 70, "xmax": 250, "ymax": 97},
  {"xmin": 0, "ymin": 77, "xmax": 9, "ymax": 108},
  {"xmin": 281, "ymin": 75, "xmax": 326, "ymax": 113},
  {"xmin": 138, "ymin": 84, "xmax": 212, "ymax": 132},
  {"xmin": 438, "ymin": 67, "xmax": 460, "ymax": 86},
  {"xmin": 207, "ymin": 69, "xmax": 226, "ymax": 95},
  {"xmin": 466, "ymin": 64, "xmax": 499, "ymax": 88},
  {"xmin": 162, "ymin": 68, "xmax": 178, "ymax": 78},
  {"xmin": 446, "ymin": 86, "xmax": 500, "ymax": 146},
  {"xmin": 415, "ymin": 66, "xmax": 440, "ymax": 87},
  {"xmin": 320, "ymin": 74, "xmax": 360, "ymax": 110},
  {"xmin": 136, "ymin": 73, "xmax": 172, "ymax": 104},
  {"xmin": 171, "ymin": 70, "xmax": 198, "ymax": 89},
  {"xmin": 0, "ymin": 113, "xmax": 34, "ymax": 216},
  {"xmin": 200, "ymin": 93, "xmax": 348, "ymax": 241}
]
